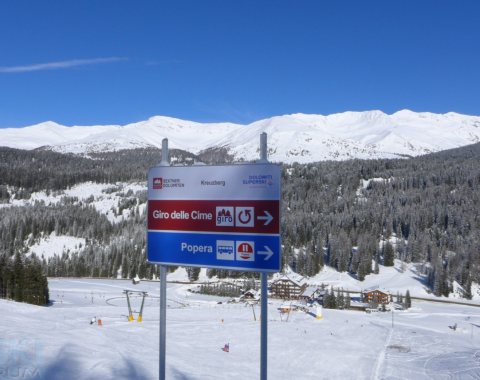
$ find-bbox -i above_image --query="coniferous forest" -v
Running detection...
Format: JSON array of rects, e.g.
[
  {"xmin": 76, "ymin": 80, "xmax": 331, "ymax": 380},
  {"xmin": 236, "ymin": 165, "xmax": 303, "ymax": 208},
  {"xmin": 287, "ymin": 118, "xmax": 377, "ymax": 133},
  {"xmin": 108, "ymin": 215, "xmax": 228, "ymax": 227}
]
[
  {"xmin": 0, "ymin": 251, "xmax": 49, "ymax": 305},
  {"xmin": 0, "ymin": 142, "xmax": 479, "ymax": 304}
]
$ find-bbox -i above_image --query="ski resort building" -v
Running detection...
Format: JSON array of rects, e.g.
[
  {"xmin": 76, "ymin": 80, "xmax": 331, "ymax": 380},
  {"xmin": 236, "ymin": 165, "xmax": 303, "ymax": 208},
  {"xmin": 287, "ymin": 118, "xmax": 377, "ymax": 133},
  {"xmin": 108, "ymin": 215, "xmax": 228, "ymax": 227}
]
[
  {"xmin": 240, "ymin": 289, "xmax": 260, "ymax": 301},
  {"xmin": 363, "ymin": 288, "xmax": 391, "ymax": 305},
  {"xmin": 269, "ymin": 276, "xmax": 307, "ymax": 300},
  {"xmin": 299, "ymin": 286, "xmax": 326, "ymax": 303}
]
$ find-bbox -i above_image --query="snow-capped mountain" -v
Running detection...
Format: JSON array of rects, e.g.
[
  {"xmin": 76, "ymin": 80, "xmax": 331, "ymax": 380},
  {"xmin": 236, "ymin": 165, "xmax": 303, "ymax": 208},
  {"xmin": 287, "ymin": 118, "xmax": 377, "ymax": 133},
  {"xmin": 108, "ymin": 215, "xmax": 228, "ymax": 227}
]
[{"xmin": 1, "ymin": 110, "xmax": 480, "ymax": 163}]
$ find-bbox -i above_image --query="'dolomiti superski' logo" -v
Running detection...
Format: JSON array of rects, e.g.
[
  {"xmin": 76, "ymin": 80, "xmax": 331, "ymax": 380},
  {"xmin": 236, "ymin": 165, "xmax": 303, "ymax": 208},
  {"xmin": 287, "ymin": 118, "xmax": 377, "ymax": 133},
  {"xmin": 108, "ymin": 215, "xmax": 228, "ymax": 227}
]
[{"xmin": 153, "ymin": 177, "xmax": 163, "ymax": 189}]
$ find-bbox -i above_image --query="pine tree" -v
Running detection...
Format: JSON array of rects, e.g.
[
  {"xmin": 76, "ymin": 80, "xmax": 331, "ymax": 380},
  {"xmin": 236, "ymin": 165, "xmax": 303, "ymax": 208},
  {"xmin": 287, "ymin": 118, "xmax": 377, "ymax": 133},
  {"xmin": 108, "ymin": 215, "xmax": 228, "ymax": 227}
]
[
  {"xmin": 433, "ymin": 258, "xmax": 450, "ymax": 297},
  {"xmin": 383, "ymin": 241, "xmax": 395, "ymax": 266},
  {"xmin": 13, "ymin": 252, "xmax": 25, "ymax": 302},
  {"xmin": 345, "ymin": 294, "xmax": 351, "ymax": 309},
  {"xmin": 336, "ymin": 290, "xmax": 345, "ymax": 309},
  {"xmin": 186, "ymin": 267, "xmax": 201, "ymax": 282},
  {"xmin": 463, "ymin": 276, "xmax": 473, "ymax": 300},
  {"xmin": 330, "ymin": 287, "xmax": 337, "ymax": 309},
  {"xmin": 405, "ymin": 290, "xmax": 412, "ymax": 309},
  {"xmin": 0, "ymin": 254, "xmax": 7, "ymax": 298}
]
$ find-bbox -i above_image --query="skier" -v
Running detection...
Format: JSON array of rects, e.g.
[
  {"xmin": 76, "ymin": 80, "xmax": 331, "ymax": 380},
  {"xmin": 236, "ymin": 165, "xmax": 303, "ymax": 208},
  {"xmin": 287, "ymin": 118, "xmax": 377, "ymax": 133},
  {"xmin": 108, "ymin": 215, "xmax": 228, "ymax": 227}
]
[
  {"xmin": 221, "ymin": 343, "xmax": 230, "ymax": 353},
  {"xmin": 90, "ymin": 316, "xmax": 97, "ymax": 325}
]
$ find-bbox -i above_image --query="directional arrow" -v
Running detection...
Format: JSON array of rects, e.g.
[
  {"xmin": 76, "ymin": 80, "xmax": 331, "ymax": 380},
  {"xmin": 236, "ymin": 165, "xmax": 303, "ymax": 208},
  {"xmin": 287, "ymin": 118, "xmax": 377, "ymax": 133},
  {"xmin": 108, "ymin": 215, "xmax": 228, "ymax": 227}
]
[
  {"xmin": 258, "ymin": 246, "xmax": 274, "ymax": 261},
  {"xmin": 257, "ymin": 210, "xmax": 273, "ymax": 226}
]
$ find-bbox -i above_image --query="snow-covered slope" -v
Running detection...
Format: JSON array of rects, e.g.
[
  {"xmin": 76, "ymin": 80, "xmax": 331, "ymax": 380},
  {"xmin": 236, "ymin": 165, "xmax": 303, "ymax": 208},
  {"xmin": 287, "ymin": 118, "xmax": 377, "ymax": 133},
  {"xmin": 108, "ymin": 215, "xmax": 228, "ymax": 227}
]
[
  {"xmin": 1, "ymin": 110, "xmax": 480, "ymax": 163},
  {"xmin": 2, "ymin": 278, "xmax": 480, "ymax": 379}
]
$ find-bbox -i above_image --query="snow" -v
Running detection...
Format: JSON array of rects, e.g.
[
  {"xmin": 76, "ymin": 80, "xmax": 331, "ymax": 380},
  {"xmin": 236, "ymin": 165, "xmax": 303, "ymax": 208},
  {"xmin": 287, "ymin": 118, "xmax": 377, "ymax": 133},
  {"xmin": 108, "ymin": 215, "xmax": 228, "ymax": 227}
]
[
  {"xmin": 3, "ymin": 181, "xmax": 146, "ymax": 224},
  {"xmin": 303, "ymin": 259, "xmax": 480, "ymax": 303},
  {"xmin": 356, "ymin": 177, "xmax": 394, "ymax": 202},
  {"xmin": 1, "ymin": 278, "xmax": 480, "ymax": 379},
  {"xmin": 1, "ymin": 110, "xmax": 480, "ymax": 163},
  {"xmin": 27, "ymin": 232, "xmax": 85, "ymax": 260},
  {"xmin": 165, "ymin": 267, "xmax": 211, "ymax": 283}
]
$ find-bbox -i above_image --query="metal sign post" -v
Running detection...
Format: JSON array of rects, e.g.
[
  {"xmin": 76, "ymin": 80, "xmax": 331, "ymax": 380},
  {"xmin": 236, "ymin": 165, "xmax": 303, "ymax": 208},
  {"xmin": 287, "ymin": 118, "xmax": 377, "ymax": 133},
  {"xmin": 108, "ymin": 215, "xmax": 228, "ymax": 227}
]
[
  {"xmin": 261, "ymin": 273, "xmax": 268, "ymax": 380},
  {"xmin": 259, "ymin": 132, "xmax": 269, "ymax": 380},
  {"xmin": 159, "ymin": 138, "xmax": 169, "ymax": 380}
]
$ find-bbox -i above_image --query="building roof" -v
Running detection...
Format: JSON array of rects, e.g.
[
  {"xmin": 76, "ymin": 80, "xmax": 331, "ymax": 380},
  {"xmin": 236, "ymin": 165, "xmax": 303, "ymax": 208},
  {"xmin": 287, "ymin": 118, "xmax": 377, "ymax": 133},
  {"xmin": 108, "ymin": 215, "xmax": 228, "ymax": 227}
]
[
  {"xmin": 363, "ymin": 286, "xmax": 390, "ymax": 295},
  {"xmin": 350, "ymin": 301, "xmax": 369, "ymax": 309},
  {"xmin": 271, "ymin": 274, "xmax": 304, "ymax": 287},
  {"xmin": 301, "ymin": 286, "xmax": 320, "ymax": 298},
  {"xmin": 243, "ymin": 289, "xmax": 259, "ymax": 296}
]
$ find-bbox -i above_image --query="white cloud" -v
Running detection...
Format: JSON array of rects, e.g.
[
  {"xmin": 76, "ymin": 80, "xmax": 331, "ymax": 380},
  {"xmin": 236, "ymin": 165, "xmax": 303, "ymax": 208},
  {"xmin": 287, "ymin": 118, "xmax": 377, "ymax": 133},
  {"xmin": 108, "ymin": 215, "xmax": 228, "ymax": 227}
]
[{"xmin": 0, "ymin": 57, "xmax": 127, "ymax": 73}]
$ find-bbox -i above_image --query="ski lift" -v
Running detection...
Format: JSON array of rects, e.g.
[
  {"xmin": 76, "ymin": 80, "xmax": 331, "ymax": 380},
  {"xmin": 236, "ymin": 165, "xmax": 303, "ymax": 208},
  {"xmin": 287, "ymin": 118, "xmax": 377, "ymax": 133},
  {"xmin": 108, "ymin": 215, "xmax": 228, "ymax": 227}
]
[{"xmin": 124, "ymin": 290, "xmax": 148, "ymax": 322}]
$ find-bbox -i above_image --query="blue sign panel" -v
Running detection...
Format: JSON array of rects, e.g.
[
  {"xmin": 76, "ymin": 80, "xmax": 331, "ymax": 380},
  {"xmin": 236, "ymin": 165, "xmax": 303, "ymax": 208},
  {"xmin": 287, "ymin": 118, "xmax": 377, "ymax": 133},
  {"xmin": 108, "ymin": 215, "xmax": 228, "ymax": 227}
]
[{"xmin": 148, "ymin": 231, "xmax": 280, "ymax": 272}]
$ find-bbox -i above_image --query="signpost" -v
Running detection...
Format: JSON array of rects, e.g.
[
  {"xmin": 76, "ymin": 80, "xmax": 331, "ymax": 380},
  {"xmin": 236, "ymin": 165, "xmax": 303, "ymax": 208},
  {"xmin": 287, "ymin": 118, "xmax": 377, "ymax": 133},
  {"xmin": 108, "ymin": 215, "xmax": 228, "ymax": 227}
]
[
  {"xmin": 148, "ymin": 134, "xmax": 280, "ymax": 380},
  {"xmin": 147, "ymin": 163, "xmax": 281, "ymax": 272}
]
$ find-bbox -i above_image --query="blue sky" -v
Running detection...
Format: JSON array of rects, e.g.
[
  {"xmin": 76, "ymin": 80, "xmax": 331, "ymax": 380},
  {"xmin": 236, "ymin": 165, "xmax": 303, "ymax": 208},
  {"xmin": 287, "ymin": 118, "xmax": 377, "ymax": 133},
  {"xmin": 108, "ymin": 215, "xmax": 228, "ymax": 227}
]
[{"xmin": 0, "ymin": 1, "xmax": 479, "ymax": 128}]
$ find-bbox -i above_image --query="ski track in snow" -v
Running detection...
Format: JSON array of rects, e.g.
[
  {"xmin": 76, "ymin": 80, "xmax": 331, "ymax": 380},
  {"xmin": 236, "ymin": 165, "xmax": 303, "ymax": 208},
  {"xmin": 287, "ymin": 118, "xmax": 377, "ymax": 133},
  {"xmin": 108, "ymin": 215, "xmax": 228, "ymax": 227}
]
[{"xmin": 371, "ymin": 323, "xmax": 393, "ymax": 380}]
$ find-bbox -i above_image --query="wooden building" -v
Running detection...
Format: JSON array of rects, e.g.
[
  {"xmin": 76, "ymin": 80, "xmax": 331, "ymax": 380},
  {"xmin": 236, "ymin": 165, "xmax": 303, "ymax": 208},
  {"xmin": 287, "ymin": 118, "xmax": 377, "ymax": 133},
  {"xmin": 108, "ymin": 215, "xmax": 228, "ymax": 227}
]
[
  {"xmin": 363, "ymin": 288, "xmax": 391, "ymax": 305},
  {"xmin": 270, "ymin": 276, "xmax": 307, "ymax": 300},
  {"xmin": 240, "ymin": 289, "xmax": 260, "ymax": 301}
]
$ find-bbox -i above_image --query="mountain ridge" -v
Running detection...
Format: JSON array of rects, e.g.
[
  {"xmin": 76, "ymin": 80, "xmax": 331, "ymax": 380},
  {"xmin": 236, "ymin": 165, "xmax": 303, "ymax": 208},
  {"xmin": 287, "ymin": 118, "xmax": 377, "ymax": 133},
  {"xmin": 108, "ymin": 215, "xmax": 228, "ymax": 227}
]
[{"xmin": 1, "ymin": 110, "xmax": 480, "ymax": 163}]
